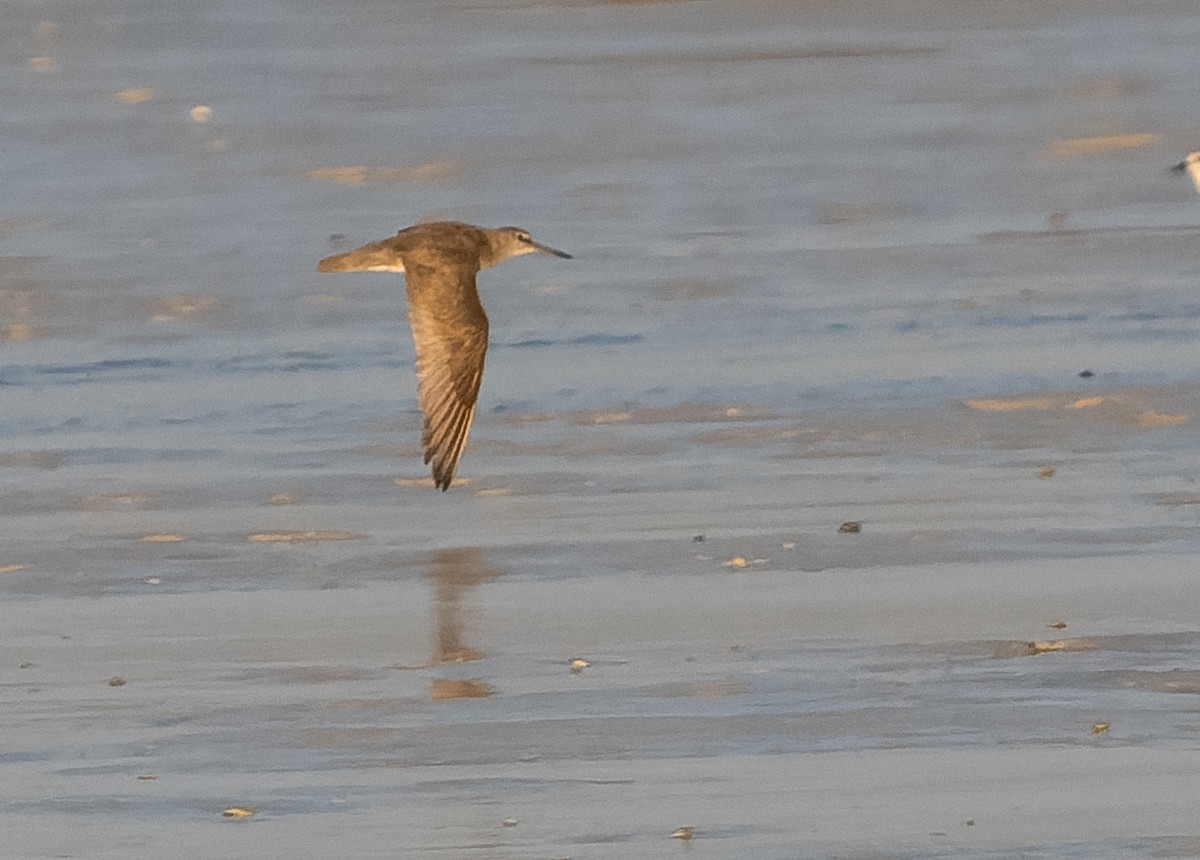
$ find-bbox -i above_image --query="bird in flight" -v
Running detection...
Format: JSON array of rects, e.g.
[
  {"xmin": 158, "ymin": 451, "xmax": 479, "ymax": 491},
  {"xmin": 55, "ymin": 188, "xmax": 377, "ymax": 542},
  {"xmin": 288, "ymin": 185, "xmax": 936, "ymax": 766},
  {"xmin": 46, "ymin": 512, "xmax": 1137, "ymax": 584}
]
[
  {"xmin": 1171, "ymin": 150, "xmax": 1200, "ymax": 194},
  {"xmin": 318, "ymin": 220, "xmax": 572, "ymax": 490}
]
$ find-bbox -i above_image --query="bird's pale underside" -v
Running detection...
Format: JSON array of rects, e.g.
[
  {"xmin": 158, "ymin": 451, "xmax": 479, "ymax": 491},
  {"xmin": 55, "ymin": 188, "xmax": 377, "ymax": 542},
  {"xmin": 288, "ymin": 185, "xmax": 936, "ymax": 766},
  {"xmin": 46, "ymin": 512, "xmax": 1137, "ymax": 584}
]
[
  {"xmin": 1172, "ymin": 150, "xmax": 1200, "ymax": 194},
  {"xmin": 318, "ymin": 221, "xmax": 572, "ymax": 490}
]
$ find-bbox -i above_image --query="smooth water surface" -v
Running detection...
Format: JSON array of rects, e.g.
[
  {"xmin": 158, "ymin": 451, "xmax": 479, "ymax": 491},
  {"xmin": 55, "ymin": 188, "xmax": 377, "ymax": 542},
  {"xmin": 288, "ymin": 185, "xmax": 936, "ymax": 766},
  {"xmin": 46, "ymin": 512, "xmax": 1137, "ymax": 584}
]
[{"xmin": 4, "ymin": 1, "xmax": 1200, "ymax": 858}]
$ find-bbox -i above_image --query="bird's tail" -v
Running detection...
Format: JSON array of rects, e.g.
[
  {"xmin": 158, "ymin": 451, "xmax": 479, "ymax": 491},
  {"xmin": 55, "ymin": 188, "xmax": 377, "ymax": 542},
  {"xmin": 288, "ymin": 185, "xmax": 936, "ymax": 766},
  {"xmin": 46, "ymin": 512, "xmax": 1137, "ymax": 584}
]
[
  {"xmin": 317, "ymin": 250, "xmax": 360, "ymax": 272},
  {"xmin": 317, "ymin": 239, "xmax": 406, "ymax": 273}
]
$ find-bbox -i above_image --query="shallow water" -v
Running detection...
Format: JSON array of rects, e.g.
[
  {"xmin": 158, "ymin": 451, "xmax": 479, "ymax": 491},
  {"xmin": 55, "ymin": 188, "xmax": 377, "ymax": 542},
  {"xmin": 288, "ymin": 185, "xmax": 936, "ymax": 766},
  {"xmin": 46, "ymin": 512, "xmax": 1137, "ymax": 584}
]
[{"xmin": 4, "ymin": 1, "xmax": 1200, "ymax": 858}]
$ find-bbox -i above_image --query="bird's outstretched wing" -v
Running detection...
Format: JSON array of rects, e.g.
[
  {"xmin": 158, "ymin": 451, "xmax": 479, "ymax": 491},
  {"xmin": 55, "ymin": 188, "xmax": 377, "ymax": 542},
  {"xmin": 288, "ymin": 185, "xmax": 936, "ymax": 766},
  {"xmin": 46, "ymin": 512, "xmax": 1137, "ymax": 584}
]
[{"xmin": 404, "ymin": 259, "xmax": 490, "ymax": 490}]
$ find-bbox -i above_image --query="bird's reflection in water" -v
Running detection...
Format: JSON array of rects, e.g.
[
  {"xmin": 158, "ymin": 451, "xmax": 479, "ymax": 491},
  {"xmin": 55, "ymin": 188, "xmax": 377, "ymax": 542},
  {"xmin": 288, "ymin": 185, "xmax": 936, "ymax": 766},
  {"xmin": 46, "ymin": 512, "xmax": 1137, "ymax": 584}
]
[{"xmin": 426, "ymin": 547, "xmax": 504, "ymax": 700}]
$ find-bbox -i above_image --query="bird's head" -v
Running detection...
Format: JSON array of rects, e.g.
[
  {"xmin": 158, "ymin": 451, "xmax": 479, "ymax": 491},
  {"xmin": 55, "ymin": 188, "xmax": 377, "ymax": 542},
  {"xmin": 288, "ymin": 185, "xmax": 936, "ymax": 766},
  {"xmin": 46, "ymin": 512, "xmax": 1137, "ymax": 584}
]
[{"xmin": 486, "ymin": 227, "xmax": 573, "ymax": 267}]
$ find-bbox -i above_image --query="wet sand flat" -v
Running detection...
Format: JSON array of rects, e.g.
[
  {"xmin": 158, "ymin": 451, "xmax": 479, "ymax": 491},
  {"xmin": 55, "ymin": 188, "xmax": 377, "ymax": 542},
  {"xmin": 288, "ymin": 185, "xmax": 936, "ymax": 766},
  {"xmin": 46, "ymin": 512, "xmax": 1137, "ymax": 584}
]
[
  {"xmin": 5, "ymin": 556, "xmax": 1200, "ymax": 857},
  {"xmin": 5, "ymin": 0, "xmax": 1200, "ymax": 857}
]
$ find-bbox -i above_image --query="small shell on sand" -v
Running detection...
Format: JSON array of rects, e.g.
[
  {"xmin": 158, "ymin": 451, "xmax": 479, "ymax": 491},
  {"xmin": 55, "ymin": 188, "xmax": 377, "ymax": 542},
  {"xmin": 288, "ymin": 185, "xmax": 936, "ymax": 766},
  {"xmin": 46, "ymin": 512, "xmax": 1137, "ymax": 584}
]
[
  {"xmin": 190, "ymin": 105, "xmax": 213, "ymax": 123},
  {"xmin": 222, "ymin": 807, "xmax": 255, "ymax": 819},
  {"xmin": 672, "ymin": 826, "xmax": 695, "ymax": 841},
  {"xmin": 1092, "ymin": 722, "xmax": 1110, "ymax": 734}
]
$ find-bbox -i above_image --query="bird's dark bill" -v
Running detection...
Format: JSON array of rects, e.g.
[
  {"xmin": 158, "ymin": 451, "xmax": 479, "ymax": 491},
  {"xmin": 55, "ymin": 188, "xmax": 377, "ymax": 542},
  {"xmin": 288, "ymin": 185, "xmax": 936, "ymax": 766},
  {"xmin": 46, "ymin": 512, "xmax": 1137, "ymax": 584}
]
[{"xmin": 532, "ymin": 241, "xmax": 572, "ymax": 259}]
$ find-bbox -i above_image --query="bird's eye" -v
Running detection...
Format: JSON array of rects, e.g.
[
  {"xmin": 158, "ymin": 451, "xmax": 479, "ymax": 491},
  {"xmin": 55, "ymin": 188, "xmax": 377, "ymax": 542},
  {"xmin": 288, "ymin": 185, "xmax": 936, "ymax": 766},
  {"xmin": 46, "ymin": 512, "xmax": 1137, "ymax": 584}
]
[{"xmin": 517, "ymin": 232, "xmax": 531, "ymax": 242}]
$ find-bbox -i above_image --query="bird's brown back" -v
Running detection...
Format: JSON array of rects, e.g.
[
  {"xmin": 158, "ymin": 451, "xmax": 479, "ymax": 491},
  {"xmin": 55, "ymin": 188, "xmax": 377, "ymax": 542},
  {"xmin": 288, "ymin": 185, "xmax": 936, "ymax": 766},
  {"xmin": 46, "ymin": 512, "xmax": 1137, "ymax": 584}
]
[
  {"xmin": 317, "ymin": 221, "xmax": 493, "ymax": 273},
  {"xmin": 393, "ymin": 222, "xmax": 493, "ymax": 270}
]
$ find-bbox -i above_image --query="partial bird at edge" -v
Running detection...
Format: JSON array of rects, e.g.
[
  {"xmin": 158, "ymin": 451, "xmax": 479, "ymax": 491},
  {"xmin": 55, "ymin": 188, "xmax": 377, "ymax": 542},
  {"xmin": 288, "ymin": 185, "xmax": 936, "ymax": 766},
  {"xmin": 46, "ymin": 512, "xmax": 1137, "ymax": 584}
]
[{"xmin": 1171, "ymin": 149, "xmax": 1200, "ymax": 194}]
